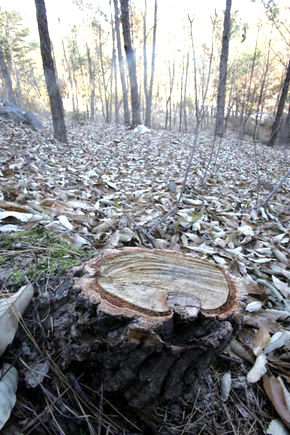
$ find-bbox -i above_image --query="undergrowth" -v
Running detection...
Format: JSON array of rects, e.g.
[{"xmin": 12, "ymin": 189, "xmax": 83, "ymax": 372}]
[{"xmin": 0, "ymin": 225, "xmax": 91, "ymax": 291}]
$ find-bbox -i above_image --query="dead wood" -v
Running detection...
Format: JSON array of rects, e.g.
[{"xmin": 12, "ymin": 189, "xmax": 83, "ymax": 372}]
[{"xmin": 41, "ymin": 248, "xmax": 246, "ymax": 409}]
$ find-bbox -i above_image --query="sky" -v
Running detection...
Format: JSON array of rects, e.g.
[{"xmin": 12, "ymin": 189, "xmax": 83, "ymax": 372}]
[
  {"xmin": 0, "ymin": 0, "xmax": 288, "ymax": 63},
  {"xmin": 0, "ymin": 0, "xmax": 270, "ymax": 49},
  {"xmin": 0, "ymin": 0, "xmax": 269, "ymax": 40}
]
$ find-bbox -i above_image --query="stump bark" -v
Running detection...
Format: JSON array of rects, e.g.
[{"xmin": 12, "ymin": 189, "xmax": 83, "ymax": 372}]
[{"xmin": 45, "ymin": 248, "xmax": 246, "ymax": 408}]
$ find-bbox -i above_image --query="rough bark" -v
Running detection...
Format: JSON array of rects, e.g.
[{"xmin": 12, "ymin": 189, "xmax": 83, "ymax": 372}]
[
  {"xmin": 0, "ymin": 45, "xmax": 16, "ymax": 105},
  {"xmin": 120, "ymin": 0, "xmax": 141, "ymax": 127},
  {"xmin": 34, "ymin": 0, "xmax": 67, "ymax": 143},
  {"xmin": 214, "ymin": 0, "xmax": 232, "ymax": 137},
  {"xmin": 269, "ymin": 59, "xmax": 290, "ymax": 146},
  {"xmin": 43, "ymin": 248, "xmax": 246, "ymax": 409}
]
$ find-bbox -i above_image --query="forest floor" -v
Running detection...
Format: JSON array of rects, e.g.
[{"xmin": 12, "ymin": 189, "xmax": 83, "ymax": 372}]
[{"xmin": 0, "ymin": 115, "xmax": 289, "ymax": 434}]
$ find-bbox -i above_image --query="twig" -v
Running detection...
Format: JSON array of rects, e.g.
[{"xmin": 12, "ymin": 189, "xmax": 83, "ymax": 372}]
[
  {"xmin": 126, "ymin": 213, "xmax": 158, "ymax": 248},
  {"xmin": 148, "ymin": 204, "xmax": 179, "ymax": 236},
  {"xmin": 259, "ymin": 168, "xmax": 290, "ymax": 208},
  {"xmin": 200, "ymin": 136, "xmax": 217, "ymax": 187},
  {"xmin": 222, "ymin": 403, "xmax": 238, "ymax": 435},
  {"xmin": 253, "ymin": 140, "xmax": 261, "ymax": 207},
  {"xmin": 210, "ymin": 136, "xmax": 223, "ymax": 178}
]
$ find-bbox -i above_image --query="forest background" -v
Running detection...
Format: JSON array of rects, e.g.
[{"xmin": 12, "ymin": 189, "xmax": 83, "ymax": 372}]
[{"xmin": 0, "ymin": 0, "xmax": 289, "ymax": 144}]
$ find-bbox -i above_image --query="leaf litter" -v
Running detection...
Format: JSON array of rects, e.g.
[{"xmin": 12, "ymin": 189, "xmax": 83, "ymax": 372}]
[{"xmin": 0, "ymin": 116, "xmax": 289, "ymax": 433}]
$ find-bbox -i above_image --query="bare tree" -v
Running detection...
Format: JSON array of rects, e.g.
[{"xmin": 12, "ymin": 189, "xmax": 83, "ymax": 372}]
[
  {"xmin": 86, "ymin": 44, "xmax": 95, "ymax": 121},
  {"xmin": 278, "ymin": 103, "xmax": 290, "ymax": 146},
  {"xmin": 113, "ymin": 0, "xmax": 130, "ymax": 125},
  {"xmin": 183, "ymin": 50, "xmax": 189, "ymax": 132},
  {"xmin": 179, "ymin": 60, "xmax": 185, "ymax": 132},
  {"xmin": 110, "ymin": 0, "xmax": 119, "ymax": 124},
  {"xmin": 253, "ymin": 33, "xmax": 272, "ymax": 140},
  {"xmin": 62, "ymin": 40, "xmax": 76, "ymax": 112},
  {"xmin": 34, "ymin": 0, "xmax": 67, "ymax": 143},
  {"xmin": 240, "ymin": 26, "xmax": 260, "ymax": 139},
  {"xmin": 165, "ymin": 58, "xmax": 175, "ymax": 129},
  {"xmin": 0, "ymin": 45, "xmax": 16, "ymax": 104},
  {"xmin": 98, "ymin": 26, "xmax": 110, "ymax": 123},
  {"xmin": 120, "ymin": 0, "xmax": 141, "ymax": 127},
  {"xmin": 269, "ymin": 59, "xmax": 290, "ymax": 146},
  {"xmin": 215, "ymin": 0, "xmax": 232, "ymax": 137},
  {"xmin": 143, "ymin": 0, "xmax": 157, "ymax": 128}
]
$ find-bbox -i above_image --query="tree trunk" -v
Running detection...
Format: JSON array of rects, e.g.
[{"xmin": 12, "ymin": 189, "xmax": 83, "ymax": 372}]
[
  {"xmin": 0, "ymin": 46, "xmax": 16, "ymax": 104},
  {"xmin": 144, "ymin": 0, "xmax": 157, "ymax": 128},
  {"xmin": 143, "ymin": 0, "xmax": 148, "ymax": 125},
  {"xmin": 120, "ymin": 0, "xmax": 141, "ymax": 127},
  {"xmin": 98, "ymin": 27, "xmax": 110, "ymax": 123},
  {"xmin": 224, "ymin": 75, "xmax": 234, "ymax": 133},
  {"xmin": 179, "ymin": 61, "xmax": 184, "ymax": 132},
  {"xmin": 240, "ymin": 26, "xmax": 260, "ymax": 140},
  {"xmin": 278, "ymin": 103, "xmax": 290, "ymax": 146},
  {"xmin": 86, "ymin": 45, "xmax": 95, "ymax": 121},
  {"xmin": 214, "ymin": 0, "xmax": 232, "ymax": 137},
  {"xmin": 34, "ymin": 0, "xmax": 67, "ymax": 143},
  {"xmin": 183, "ymin": 51, "xmax": 189, "ymax": 132},
  {"xmin": 269, "ymin": 59, "xmax": 290, "ymax": 146},
  {"xmin": 62, "ymin": 40, "xmax": 76, "ymax": 112},
  {"xmin": 113, "ymin": 0, "xmax": 130, "ymax": 125},
  {"xmin": 44, "ymin": 248, "xmax": 246, "ymax": 409},
  {"xmin": 165, "ymin": 59, "xmax": 175, "ymax": 129},
  {"xmin": 110, "ymin": 2, "xmax": 119, "ymax": 124},
  {"xmin": 253, "ymin": 35, "xmax": 271, "ymax": 140}
]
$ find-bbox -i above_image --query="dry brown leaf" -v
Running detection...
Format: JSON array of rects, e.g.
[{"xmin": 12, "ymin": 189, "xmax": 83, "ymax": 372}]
[
  {"xmin": 263, "ymin": 375, "xmax": 290, "ymax": 428},
  {"xmin": 229, "ymin": 339, "xmax": 255, "ymax": 364},
  {"xmin": 253, "ymin": 328, "xmax": 271, "ymax": 356}
]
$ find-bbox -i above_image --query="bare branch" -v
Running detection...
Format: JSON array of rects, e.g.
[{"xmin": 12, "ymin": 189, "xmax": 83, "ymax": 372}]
[{"xmin": 259, "ymin": 168, "xmax": 290, "ymax": 208}]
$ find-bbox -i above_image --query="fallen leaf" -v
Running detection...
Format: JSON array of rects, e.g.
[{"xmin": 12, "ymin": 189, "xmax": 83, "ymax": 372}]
[
  {"xmin": 263, "ymin": 375, "xmax": 290, "ymax": 428},
  {"xmin": 247, "ymin": 353, "xmax": 267, "ymax": 383},
  {"xmin": 0, "ymin": 364, "xmax": 18, "ymax": 430},
  {"xmin": 245, "ymin": 301, "xmax": 263, "ymax": 312},
  {"xmin": 266, "ymin": 419, "xmax": 289, "ymax": 435},
  {"xmin": 229, "ymin": 339, "xmax": 255, "ymax": 364},
  {"xmin": 220, "ymin": 372, "xmax": 231, "ymax": 402},
  {"xmin": 264, "ymin": 332, "xmax": 289, "ymax": 355},
  {"xmin": 272, "ymin": 248, "xmax": 288, "ymax": 265},
  {"xmin": 0, "ymin": 211, "xmax": 33, "ymax": 223},
  {"xmin": 58, "ymin": 215, "xmax": 74, "ymax": 231},
  {"xmin": 0, "ymin": 284, "xmax": 34, "ymax": 356},
  {"xmin": 253, "ymin": 328, "xmax": 271, "ymax": 356}
]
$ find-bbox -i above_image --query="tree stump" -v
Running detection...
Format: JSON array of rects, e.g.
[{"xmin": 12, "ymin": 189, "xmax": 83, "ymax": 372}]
[{"xmin": 46, "ymin": 248, "xmax": 246, "ymax": 408}]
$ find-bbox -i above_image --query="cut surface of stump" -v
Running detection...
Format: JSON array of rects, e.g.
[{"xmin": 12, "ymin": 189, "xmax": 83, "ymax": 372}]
[{"xmin": 47, "ymin": 248, "xmax": 246, "ymax": 408}]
